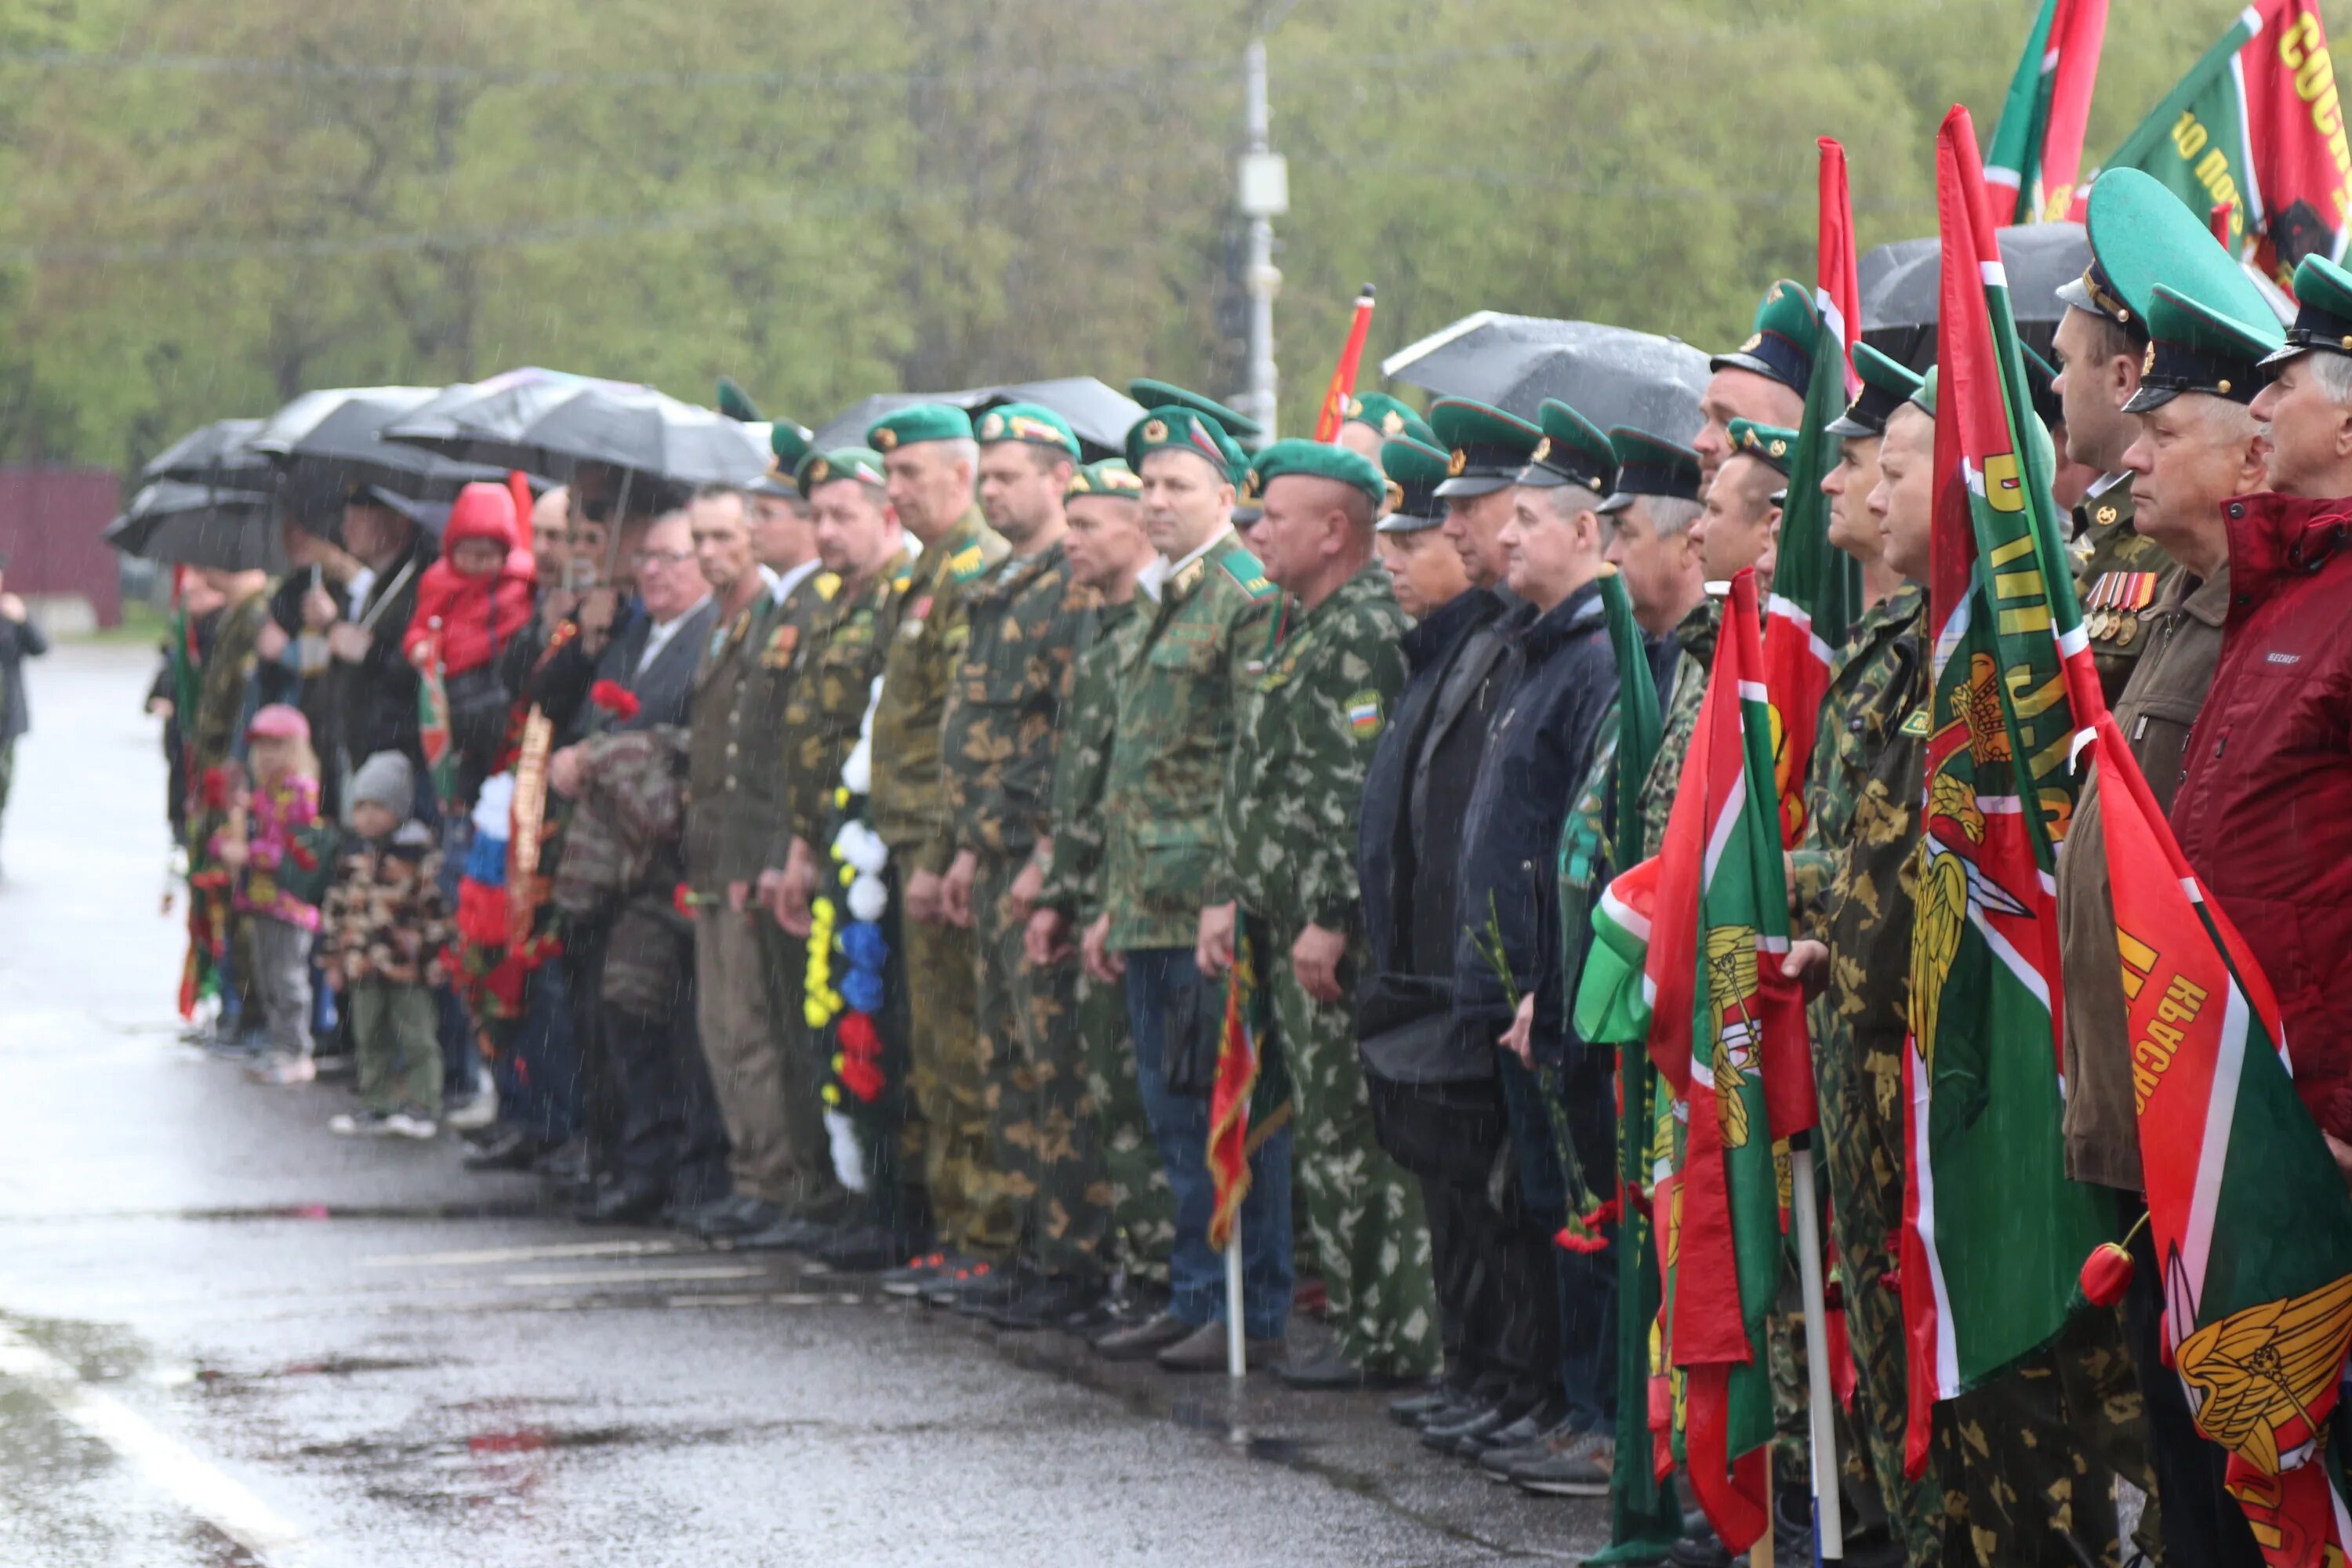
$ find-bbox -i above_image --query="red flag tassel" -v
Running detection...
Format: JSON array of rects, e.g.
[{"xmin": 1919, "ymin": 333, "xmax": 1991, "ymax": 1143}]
[{"xmin": 1310, "ymin": 285, "xmax": 1377, "ymax": 442}]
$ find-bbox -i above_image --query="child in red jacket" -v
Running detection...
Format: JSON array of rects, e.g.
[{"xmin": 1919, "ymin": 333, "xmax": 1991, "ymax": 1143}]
[{"xmin": 405, "ymin": 480, "xmax": 536, "ymax": 807}]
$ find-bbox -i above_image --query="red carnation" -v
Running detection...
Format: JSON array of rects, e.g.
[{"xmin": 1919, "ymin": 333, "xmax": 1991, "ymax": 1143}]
[
  {"xmin": 840, "ymin": 1057, "xmax": 886, "ymax": 1102},
  {"xmin": 673, "ymin": 882, "xmax": 697, "ymax": 918},
  {"xmin": 838, "ymin": 1011, "xmax": 880, "ymax": 1056},
  {"xmin": 2079, "ymin": 1241, "xmax": 2134, "ymax": 1308},
  {"xmin": 589, "ymin": 679, "xmax": 641, "ymax": 721}
]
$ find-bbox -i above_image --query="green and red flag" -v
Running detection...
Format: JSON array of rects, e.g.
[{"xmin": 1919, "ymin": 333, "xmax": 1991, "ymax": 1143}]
[
  {"xmin": 1984, "ymin": 0, "xmax": 2108, "ymax": 223},
  {"xmin": 416, "ymin": 621, "xmax": 459, "ymax": 817},
  {"xmin": 2103, "ymin": 0, "xmax": 2352, "ymax": 289},
  {"xmin": 1310, "ymin": 285, "xmax": 1377, "ymax": 443},
  {"xmin": 2090, "ymin": 709, "xmax": 2352, "ymax": 1566},
  {"xmin": 1899, "ymin": 104, "xmax": 2114, "ymax": 1479},
  {"xmin": 1762, "ymin": 136, "xmax": 1865, "ymax": 851},
  {"xmin": 1207, "ymin": 924, "xmax": 1292, "ymax": 1250}
]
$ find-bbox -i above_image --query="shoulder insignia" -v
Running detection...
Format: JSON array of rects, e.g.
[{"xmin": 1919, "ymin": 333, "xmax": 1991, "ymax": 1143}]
[
  {"xmin": 949, "ymin": 544, "xmax": 989, "ymax": 584},
  {"xmin": 1344, "ymin": 689, "xmax": 1385, "ymax": 739},
  {"xmin": 1900, "ymin": 706, "xmax": 1930, "ymax": 738},
  {"xmin": 1216, "ymin": 543, "xmax": 1278, "ymax": 599}
]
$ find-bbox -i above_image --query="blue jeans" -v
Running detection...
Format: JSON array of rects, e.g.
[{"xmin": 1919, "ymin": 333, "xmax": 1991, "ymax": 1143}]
[{"xmin": 1124, "ymin": 948, "xmax": 1294, "ymax": 1341}]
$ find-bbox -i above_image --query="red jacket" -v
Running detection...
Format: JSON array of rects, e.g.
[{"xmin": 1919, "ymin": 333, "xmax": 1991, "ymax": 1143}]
[
  {"xmin": 2170, "ymin": 491, "xmax": 2352, "ymax": 1141},
  {"xmin": 405, "ymin": 482, "xmax": 535, "ymax": 677}
]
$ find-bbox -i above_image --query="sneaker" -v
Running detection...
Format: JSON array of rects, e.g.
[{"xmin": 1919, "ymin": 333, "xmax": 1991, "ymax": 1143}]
[
  {"xmin": 443, "ymin": 1089, "xmax": 498, "ymax": 1131},
  {"xmin": 1512, "ymin": 1428, "xmax": 1615, "ymax": 1497},
  {"xmin": 880, "ymin": 1251, "xmax": 960, "ymax": 1298},
  {"xmin": 330, "ymin": 1110, "xmax": 397, "ymax": 1137},
  {"xmin": 245, "ymin": 1054, "xmax": 317, "ymax": 1086},
  {"xmin": 384, "ymin": 1111, "xmax": 439, "ymax": 1140}
]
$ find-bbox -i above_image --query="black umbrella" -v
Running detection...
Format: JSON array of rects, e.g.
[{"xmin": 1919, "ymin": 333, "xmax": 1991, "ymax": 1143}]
[
  {"xmin": 1380, "ymin": 314, "xmax": 1711, "ymax": 441},
  {"xmin": 502, "ymin": 383, "xmax": 771, "ymax": 489},
  {"xmin": 811, "ymin": 378, "xmax": 1148, "ymax": 459},
  {"xmin": 142, "ymin": 419, "xmax": 271, "ymax": 488},
  {"xmin": 1859, "ymin": 223, "xmax": 2092, "ymax": 370},
  {"xmin": 103, "ymin": 482, "xmax": 283, "ymax": 573},
  {"xmin": 252, "ymin": 386, "xmax": 504, "ymax": 510},
  {"xmin": 381, "ymin": 367, "xmax": 639, "ymax": 475}
]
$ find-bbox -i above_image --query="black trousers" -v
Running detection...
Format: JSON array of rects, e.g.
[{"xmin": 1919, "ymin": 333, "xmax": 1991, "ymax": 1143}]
[
  {"xmin": 564, "ymin": 924, "xmax": 622, "ymax": 1174},
  {"xmin": 604, "ymin": 997, "xmax": 729, "ymax": 1204}
]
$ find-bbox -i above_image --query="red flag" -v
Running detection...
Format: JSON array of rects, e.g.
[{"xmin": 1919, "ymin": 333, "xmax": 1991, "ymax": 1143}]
[
  {"xmin": 1310, "ymin": 285, "xmax": 1377, "ymax": 442},
  {"xmin": 1819, "ymin": 138, "xmax": 1864, "ymax": 398},
  {"xmin": 2039, "ymin": 0, "xmax": 2107, "ymax": 221}
]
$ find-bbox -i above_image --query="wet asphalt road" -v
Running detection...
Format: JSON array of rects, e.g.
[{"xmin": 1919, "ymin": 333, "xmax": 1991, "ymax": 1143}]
[{"xmin": 0, "ymin": 642, "xmax": 1609, "ymax": 1567}]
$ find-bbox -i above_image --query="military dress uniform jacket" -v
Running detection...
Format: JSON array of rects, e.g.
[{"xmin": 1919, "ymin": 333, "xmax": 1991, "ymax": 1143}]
[
  {"xmin": 868, "ymin": 508, "xmax": 1010, "ymax": 875},
  {"xmin": 945, "ymin": 539, "xmax": 1093, "ymax": 862},
  {"xmin": 1788, "ymin": 584, "xmax": 1929, "ymax": 923},
  {"xmin": 2072, "ymin": 477, "xmax": 2182, "ymax": 710},
  {"xmin": 1098, "ymin": 530, "xmax": 1277, "ymax": 952},
  {"xmin": 776, "ymin": 550, "xmax": 914, "ymax": 860},
  {"xmin": 2058, "ymin": 565, "xmax": 2230, "ymax": 1192},
  {"xmin": 1218, "ymin": 559, "xmax": 1408, "ymax": 938},
  {"xmin": 1453, "ymin": 579, "xmax": 1614, "ymax": 1044},
  {"xmin": 684, "ymin": 571, "xmax": 838, "ymax": 896},
  {"xmin": 1036, "ymin": 597, "xmax": 1140, "ymax": 924}
]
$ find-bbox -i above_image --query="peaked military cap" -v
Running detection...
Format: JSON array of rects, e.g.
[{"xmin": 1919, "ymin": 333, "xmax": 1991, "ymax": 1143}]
[
  {"xmin": 1516, "ymin": 400, "xmax": 1616, "ymax": 494},
  {"xmin": 1597, "ymin": 428, "xmax": 1704, "ymax": 514},
  {"xmin": 866, "ymin": 402, "xmax": 972, "ymax": 452},
  {"xmin": 796, "ymin": 446, "xmax": 887, "ymax": 500},
  {"xmin": 1726, "ymin": 419, "xmax": 1799, "ymax": 477},
  {"xmin": 1824, "ymin": 343, "xmax": 1926, "ymax": 438},
  {"xmin": 1375, "ymin": 437, "xmax": 1453, "ymax": 533},
  {"xmin": 975, "ymin": 401, "xmax": 1080, "ymax": 457},
  {"xmin": 1126, "ymin": 405, "xmax": 1246, "ymax": 485},
  {"xmin": 1427, "ymin": 397, "xmax": 1541, "ymax": 499},
  {"xmin": 1247, "ymin": 438, "xmax": 1386, "ymax": 507},
  {"xmin": 2057, "ymin": 169, "xmax": 2277, "ymax": 348},
  {"xmin": 1127, "ymin": 379, "xmax": 1263, "ymax": 439},
  {"xmin": 1065, "ymin": 458, "xmax": 1142, "ymax": 500},
  {"xmin": 716, "ymin": 376, "xmax": 764, "ymax": 423},
  {"xmin": 2124, "ymin": 285, "xmax": 2286, "ymax": 412},
  {"xmin": 1710, "ymin": 279, "xmax": 1818, "ymax": 397},
  {"xmin": 2261, "ymin": 252, "xmax": 2352, "ymax": 369},
  {"xmin": 1342, "ymin": 391, "xmax": 1436, "ymax": 446}
]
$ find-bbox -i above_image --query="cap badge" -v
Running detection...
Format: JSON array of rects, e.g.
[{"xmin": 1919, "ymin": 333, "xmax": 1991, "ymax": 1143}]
[
  {"xmin": 1346, "ymin": 397, "xmax": 1365, "ymax": 417},
  {"xmin": 2143, "ymin": 343, "xmax": 2158, "ymax": 375},
  {"xmin": 806, "ymin": 457, "xmax": 829, "ymax": 484},
  {"xmin": 874, "ymin": 427, "xmax": 899, "ymax": 451},
  {"xmin": 980, "ymin": 412, "xmax": 1004, "ymax": 439},
  {"xmin": 1740, "ymin": 332, "xmax": 1764, "ymax": 352},
  {"xmin": 1384, "ymin": 481, "xmax": 1403, "ymax": 513},
  {"xmin": 1142, "ymin": 419, "xmax": 1168, "ymax": 444},
  {"xmin": 1769, "ymin": 437, "xmax": 1788, "ymax": 458},
  {"xmin": 1380, "ymin": 411, "xmax": 1404, "ymax": 435},
  {"xmin": 1531, "ymin": 436, "xmax": 1552, "ymax": 464}
]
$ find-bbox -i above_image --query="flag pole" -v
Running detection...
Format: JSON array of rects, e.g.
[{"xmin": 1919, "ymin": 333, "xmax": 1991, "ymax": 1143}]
[
  {"xmin": 1226, "ymin": 1227, "xmax": 1246, "ymax": 1378},
  {"xmin": 1790, "ymin": 1139, "xmax": 1845, "ymax": 1559}
]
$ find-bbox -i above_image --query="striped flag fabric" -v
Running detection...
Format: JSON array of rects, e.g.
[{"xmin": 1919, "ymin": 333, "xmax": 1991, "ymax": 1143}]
[{"xmin": 1985, "ymin": 0, "xmax": 2109, "ymax": 223}]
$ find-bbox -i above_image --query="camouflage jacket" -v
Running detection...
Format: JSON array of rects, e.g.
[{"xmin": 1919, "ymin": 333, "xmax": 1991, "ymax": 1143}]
[
  {"xmin": 778, "ymin": 549, "xmax": 913, "ymax": 856},
  {"xmin": 944, "ymin": 538, "xmax": 1093, "ymax": 862},
  {"xmin": 1788, "ymin": 583, "xmax": 1929, "ymax": 924},
  {"xmin": 1635, "ymin": 597, "xmax": 1721, "ymax": 858},
  {"xmin": 550, "ymin": 727, "xmax": 693, "ymax": 1017},
  {"xmin": 1099, "ymin": 529, "xmax": 1278, "ymax": 950},
  {"xmin": 869, "ymin": 506, "xmax": 1010, "ymax": 875},
  {"xmin": 1036, "ymin": 597, "xmax": 1142, "ymax": 923},
  {"xmin": 321, "ymin": 822, "xmax": 450, "ymax": 987},
  {"xmin": 1816, "ymin": 623, "xmax": 1933, "ymax": 1051},
  {"xmin": 2071, "ymin": 477, "xmax": 2183, "ymax": 710},
  {"xmin": 1218, "ymin": 558, "xmax": 1407, "ymax": 934},
  {"xmin": 191, "ymin": 587, "xmax": 272, "ymax": 775}
]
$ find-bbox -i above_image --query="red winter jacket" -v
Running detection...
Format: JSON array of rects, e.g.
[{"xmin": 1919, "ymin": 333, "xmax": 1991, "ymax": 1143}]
[
  {"xmin": 2169, "ymin": 491, "xmax": 2352, "ymax": 1142},
  {"xmin": 405, "ymin": 482, "xmax": 535, "ymax": 677}
]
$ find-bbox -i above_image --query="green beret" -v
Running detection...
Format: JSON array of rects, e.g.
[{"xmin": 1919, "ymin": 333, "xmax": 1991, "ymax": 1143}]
[
  {"xmin": 1065, "ymin": 458, "xmax": 1142, "ymax": 501},
  {"xmin": 1597, "ymin": 429, "xmax": 1704, "ymax": 514},
  {"xmin": 1726, "ymin": 419, "xmax": 1799, "ymax": 477},
  {"xmin": 1711, "ymin": 279, "xmax": 1818, "ymax": 397},
  {"xmin": 1427, "ymin": 397, "xmax": 1541, "ymax": 499},
  {"xmin": 1125, "ymin": 406, "xmax": 1245, "ymax": 486},
  {"xmin": 1517, "ymin": 400, "xmax": 1616, "ymax": 494},
  {"xmin": 2263, "ymin": 252, "xmax": 2352, "ymax": 369},
  {"xmin": 2124, "ymin": 285, "xmax": 2285, "ymax": 413},
  {"xmin": 1824, "ymin": 343, "xmax": 1926, "ymax": 439},
  {"xmin": 797, "ymin": 446, "xmax": 887, "ymax": 500},
  {"xmin": 2060, "ymin": 169, "xmax": 2276, "ymax": 347},
  {"xmin": 1126, "ymin": 379, "xmax": 1263, "ymax": 439},
  {"xmin": 975, "ymin": 401, "xmax": 1080, "ymax": 458},
  {"xmin": 1375, "ymin": 437, "xmax": 1452, "ymax": 533},
  {"xmin": 768, "ymin": 419, "xmax": 814, "ymax": 475},
  {"xmin": 1247, "ymin": 438, "xmax": 1385, "ymax": 508},
  {"xmin": 717, "ymin": 376, "xmax": 764, "ymax": 423},
  {"xmin": 1342, "ymin": 391, "xmax": 1435, "ymax": 447},
  {"xmin": 866, "ymin": 402, "xmax": 973, "ymax": 452}
]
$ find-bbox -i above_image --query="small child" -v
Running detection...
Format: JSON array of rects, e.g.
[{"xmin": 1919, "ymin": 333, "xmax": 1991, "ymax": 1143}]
[
  {"xmin": 209, "ymin": 705, "xmax": 329, "ymax": 1085},
  {"xmin": 402, "ymin": 481, "xmax": 535, "ymax": 679},
  {"xmin": 321, "ymin": 752, "xmax": 452, "ymax": 1140}
]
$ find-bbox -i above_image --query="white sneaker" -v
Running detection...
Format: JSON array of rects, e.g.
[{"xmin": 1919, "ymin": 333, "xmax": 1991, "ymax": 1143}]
[
  {"xmin": 330, "ymin": 1111, "xmax": 396, "ymax": 1137},
  {"xmin": 384, "ymin": 1112, "xmax": 439, "ymax": 1141},
  {"xmin": 247, "ymin": 1054, "xmax": 317, "ymax": 1086},
  {"xmin": 443, "ymin": 1088, "xmax": 497, "ymax": 1131}
]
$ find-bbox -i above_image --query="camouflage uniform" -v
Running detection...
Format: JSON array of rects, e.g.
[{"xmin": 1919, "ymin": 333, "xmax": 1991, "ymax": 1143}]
[
  {"xmin": 1634, "ymin": 597, "xmax": 1719, "ymax": 858},
  {"xmin": 2070, "ymin": 480, "xmax": 2183, "ymax": 710},
  {"xmin": 868, "ymin": 507, "xmax": 1014, "ymax": 1257},
  {"xmin": 1218, "ymin": 559, "xmax": 1437, "ymax": 1377},
  {"xmin": 943, "ymin": 539, "xmax": 1106, "ymax": 1276},
  {"xmin": 1036, "ymin": 598, "xmax": 1173, "ymax": 1279}
]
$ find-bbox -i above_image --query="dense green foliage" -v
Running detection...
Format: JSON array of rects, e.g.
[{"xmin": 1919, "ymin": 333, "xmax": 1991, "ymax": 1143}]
[{"xmin": 0, "ymin": 0, "xmax": 2323, "ymax": 470}]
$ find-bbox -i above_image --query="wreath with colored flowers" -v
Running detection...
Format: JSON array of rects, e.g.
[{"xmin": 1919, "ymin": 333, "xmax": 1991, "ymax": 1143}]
[{"xmin": 802, "ymin": 683, "xmax": 897, "ymax": 1193}]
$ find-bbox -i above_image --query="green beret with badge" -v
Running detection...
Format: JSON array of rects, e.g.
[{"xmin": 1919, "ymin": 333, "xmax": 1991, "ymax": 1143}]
[
  {"xmin": 975, "ymin": 401, "xmax": 1080, "ymax": 457},
  {"xmin": 1065, "ymin": 458, "xmax": 1142, "ymax": 500},
  {"xmin": 2124, "ymin": 284, "xmax": 2285, "ymax": 413},
  {"xmin": 2261, "ymin": 252, "xmax": 2352, "ymax": 370},
  {"xmin": 1711, "ymin": 279, "xmax": 1819, "ymax": 397},
  {"xmin": 716, "ymin": 376, "xmax": 764, "ymax": 423},
  {"xmin": 866, "ymin": 402, "xmax": 973, "ymax": 452},
  {"xmin": 1247, "ymin": 438, "xmax": 1386, "ymax": 507},
  {"xmin": 1597, "ymin": 428, "xmax": 1704, "ymax": 514},
  {"xmin": 2057, "ymin": 168, "xmax": 2277, "ymax": 348},
  {"xmin": 796, "ymin": 446, "xmax": 887, "ymax": 500},
  {"xmin": 1125, "ymin": 403, "xmax": 1247, "ymax": 485},
  {"xmin": 1342, "ymin": 391, "xmax": 1435, "ymax": 447},
  {"xmin": 1427, "ymin": 397, "xmax": 1541, "ymax": 499},
  {"xmin": 1127, "ymin": 378, "xmax": 1263, "ymax": 438},
  {"xmin": 1726, "ymin": 419, "xmax": 1799, "ymax": 477},
  {"xmin": 1516, "ymin": 399, "xmax": 1616, "ymax": 494},
  {"xmin": 1824, "ymin": 343, "xmax": 1926, "ymax": 439},
  {"xmin": 1375, "ymin": 437, "xmax": 1452, "ymax": 533}
]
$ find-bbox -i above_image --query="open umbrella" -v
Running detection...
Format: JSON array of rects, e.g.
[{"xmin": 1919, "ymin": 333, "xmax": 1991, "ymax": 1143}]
[
  {"xmin": 811, "ymin": 378, "xmax": 1147, "ymax": 459},
  {"xmin": 501, "ymin": 383, "xmax": 771, "ymax": 489},
  {"xmin": 1859, "ymin": 222, "xmax": 2091, "ymax": 369},
  {"xmin": 142, "ymin": 419, "xmax": 271, "ymax": 488},
  {"xmin": 1381, "ymin": 315, "xmax": 1711, "ymax": 441},
  {"xmin": 252, "ymin": 386, "xmax": 504, "ymax": 509},
  {"xmin": 103, "ymin": 482, "xmax": 283, "ymax": 573},
  {"xmin": 382, "ymin": 367, "xmax": 641, "ymax": 474}
]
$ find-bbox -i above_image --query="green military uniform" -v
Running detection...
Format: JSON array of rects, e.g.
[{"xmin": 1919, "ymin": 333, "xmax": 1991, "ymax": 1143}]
[
  {"xmin": 866, "ymin": 406, "xmax": 1015, "ymax": 1258},
  {"xmin": 945, "ymin": 413, "xmax": 1105, "ymax": 1276},
  {"xmin": 2069, "ymin": 479, "xmax": 2179, "ymax": 710},
  {"xmin": 1218, "ymin": 441, "xmax": 1436, "ymax": 1377}
]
